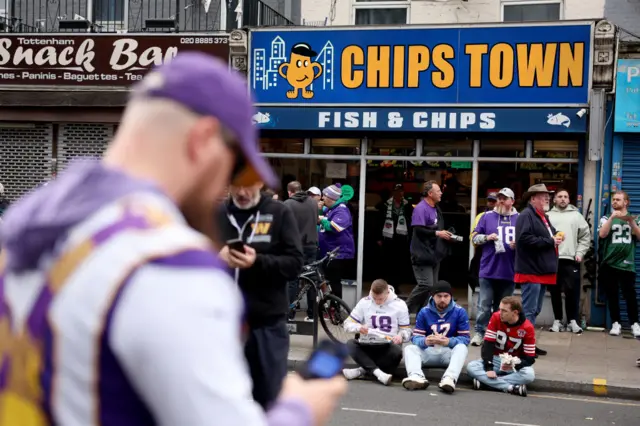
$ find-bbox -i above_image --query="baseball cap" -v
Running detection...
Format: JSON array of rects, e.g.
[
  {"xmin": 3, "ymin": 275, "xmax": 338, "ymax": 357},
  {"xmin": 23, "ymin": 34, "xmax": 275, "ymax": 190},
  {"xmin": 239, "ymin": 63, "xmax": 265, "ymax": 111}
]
[
  {"xmin": 307, "ymin": 186, "xmax": 321, "ymax": 196},
  {"xmin": 487, "ymin": 192, "xmax": 498, "ymax": 201},
  {"xmin": 130, "ymin": 52, "xmax": 277, "ymax": 189},
  {"xmin": 498, "ymin": 187, "xmax": 515, "ymax": 199}
]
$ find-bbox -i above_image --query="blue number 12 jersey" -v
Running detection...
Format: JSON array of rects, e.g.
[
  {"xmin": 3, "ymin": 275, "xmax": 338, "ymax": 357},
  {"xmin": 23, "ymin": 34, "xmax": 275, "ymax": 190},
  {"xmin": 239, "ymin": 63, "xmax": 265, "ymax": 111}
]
[{"xmin": 412, "ymin": 299, "xmax": 470, "ymax": 349}]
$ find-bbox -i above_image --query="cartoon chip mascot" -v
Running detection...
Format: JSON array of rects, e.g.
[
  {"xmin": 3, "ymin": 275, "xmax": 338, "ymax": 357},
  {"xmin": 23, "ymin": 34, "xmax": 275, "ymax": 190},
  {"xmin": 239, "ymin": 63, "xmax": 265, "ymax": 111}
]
[{"xmin": 278, "ymin": 42, "xmax": 323, "ymax": 99}]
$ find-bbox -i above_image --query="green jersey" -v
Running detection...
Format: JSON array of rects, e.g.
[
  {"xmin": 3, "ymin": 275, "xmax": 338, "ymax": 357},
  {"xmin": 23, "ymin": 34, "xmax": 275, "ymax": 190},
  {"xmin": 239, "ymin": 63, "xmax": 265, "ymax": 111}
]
[{"xmin": 599, "ymin": 215, "xmax": 640, "ymax": 272}]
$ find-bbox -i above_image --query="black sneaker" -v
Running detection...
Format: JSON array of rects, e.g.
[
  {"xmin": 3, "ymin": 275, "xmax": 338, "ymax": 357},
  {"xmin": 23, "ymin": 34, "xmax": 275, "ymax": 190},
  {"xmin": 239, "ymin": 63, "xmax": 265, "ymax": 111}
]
[
  {"xmin": 535, "ymin": 347, "xmax": 547, "ymax": 356},
  {"xmin": 472, "ymin": 378, "xmax": 482, "ymax": 390},
  {"xmin": 510, "ymin": 384, "xmax": 528, "ymax": 397}
]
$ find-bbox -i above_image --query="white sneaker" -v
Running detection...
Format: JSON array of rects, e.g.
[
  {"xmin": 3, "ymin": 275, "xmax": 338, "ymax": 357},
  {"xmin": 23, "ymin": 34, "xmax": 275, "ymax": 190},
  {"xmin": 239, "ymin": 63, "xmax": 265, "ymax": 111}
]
[
  {"xmin": 438, "ymin": 376, "xmax": 456, "ymax": 394},
  {"xmin": 402, "ymin": 376, "xmax": 429, "ymax": 390},
  {"xmin": 568, "ymin": 320, "xmax": 583, "ymax": 334},
  {"xmin": 550, "ymin": 319, "xmax": 563, "ymax": 332},
  {"xmin": 303, "ymin": 316, "xmax": 314, "ymax": 323},
  {"xmin": 610, "ymin": 322, "xmax": 622, "ymax": 336},
  {"xmin": 470, "ymin": 333, "xmax": 484, "ymax": 346},
  {"xmin": 632, "ymin": 323, "xmax": 640, "ymax": 338},
  {"xmin": 374, "ymin": 369, "xmax": 392, "ymax": 386},
  {"xmin": 342, "ymin": 367, "xmax": 365, "ymax": 380}
]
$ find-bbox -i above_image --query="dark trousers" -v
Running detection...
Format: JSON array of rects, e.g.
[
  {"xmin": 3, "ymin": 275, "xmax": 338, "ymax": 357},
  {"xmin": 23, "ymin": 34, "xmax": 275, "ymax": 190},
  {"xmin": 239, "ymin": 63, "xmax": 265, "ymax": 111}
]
[
  {"xmin": 347, "ymin": 339, "xmax": 403, "ymax": 374},
  {"xmin": 288, "ymin": 246, "xmax": 318, "ymax": 318},
  {"xmin": 601, "ymin": 264, "xmax": 639, "ymax": 325},
  {"xmin": 325, "ymin": 258, "xmax": 350, "ymax": 300},
  {"xmin": 550, "ymin": 259, "xmax": 581, "ymax": 322},
  {"xmin": 245, "ymin": 319, "xmax": 290, "ymax": 410},
  {"xmin": 406, "ymin": 263, "xmax": 440, "ymax": 314}
]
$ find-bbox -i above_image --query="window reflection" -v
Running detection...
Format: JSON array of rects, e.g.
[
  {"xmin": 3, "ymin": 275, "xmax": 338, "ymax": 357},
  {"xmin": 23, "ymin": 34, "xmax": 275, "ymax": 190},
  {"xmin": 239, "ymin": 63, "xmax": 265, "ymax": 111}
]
[
  {"xmin": 480, "ymin": 140, "xmax": 525, "ymax": 158},
  {"xmin": 311, "ymin": 138, "xmax": 361, "ymax": 155},
  {"xmin": 367, "ymin": 139, "xmax": 416, "ymax": 156},
  {"xmin": 260, "ymin": 137, "xmax": 304, "ymax": 154}
]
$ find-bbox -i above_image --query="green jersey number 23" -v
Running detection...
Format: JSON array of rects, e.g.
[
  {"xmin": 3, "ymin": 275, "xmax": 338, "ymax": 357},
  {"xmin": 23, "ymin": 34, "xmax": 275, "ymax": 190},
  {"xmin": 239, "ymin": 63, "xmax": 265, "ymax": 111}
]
[{"xmin": 612, "ymin": 223, "xmax": 632, "ymax": 244}]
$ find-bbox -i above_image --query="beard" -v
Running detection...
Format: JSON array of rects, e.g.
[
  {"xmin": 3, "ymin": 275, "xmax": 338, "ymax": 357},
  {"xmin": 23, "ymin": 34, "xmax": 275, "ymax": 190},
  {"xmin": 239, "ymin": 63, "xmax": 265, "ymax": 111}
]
[
  {"xmin": 497, "ymin": 205, "xmax": 511, "ymax": 215},
  {"xmin": 179, "ymin": 164, "xmax": 231, "ymax": 249}
]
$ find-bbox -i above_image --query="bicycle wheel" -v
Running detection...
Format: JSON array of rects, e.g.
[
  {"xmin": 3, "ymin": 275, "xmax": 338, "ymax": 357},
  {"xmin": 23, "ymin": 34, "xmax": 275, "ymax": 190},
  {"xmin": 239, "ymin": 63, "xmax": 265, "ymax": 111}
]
[{"xmin": 318, "ymin": 294, "xmax": 352, "ymax": 344}]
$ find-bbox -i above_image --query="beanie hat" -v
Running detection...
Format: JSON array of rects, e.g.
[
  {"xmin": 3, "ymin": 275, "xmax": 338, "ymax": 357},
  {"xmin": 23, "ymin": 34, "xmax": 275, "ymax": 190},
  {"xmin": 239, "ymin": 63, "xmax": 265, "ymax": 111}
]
[
  {"xmin": 432, "ymin": 280, "xmax": 452, "ymax": 296},
  {"xmin": 323, "ymin": 183, "xmax": 342, "ymax": 201}
]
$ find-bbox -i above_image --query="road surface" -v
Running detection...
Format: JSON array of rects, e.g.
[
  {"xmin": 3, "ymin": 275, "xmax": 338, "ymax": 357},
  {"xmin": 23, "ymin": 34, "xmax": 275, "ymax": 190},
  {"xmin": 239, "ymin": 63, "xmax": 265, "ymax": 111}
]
[{"xmin": 328, "ymin": 378, "xmax": 639, "ymax": 426}]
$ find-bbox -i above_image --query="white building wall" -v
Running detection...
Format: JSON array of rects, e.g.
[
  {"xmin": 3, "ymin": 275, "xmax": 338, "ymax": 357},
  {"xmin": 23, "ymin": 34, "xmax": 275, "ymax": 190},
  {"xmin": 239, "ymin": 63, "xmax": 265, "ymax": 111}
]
[{"xmin": 302, "ymin": 0, "xmax": 605, "ymax": 27}]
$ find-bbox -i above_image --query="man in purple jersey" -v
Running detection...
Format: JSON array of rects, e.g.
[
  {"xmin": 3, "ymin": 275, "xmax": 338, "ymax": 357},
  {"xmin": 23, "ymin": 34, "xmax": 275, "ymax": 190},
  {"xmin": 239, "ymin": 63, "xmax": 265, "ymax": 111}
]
[
  {"xmin": 406, "ymin": 180, "xmax": 452, "ymax": 314},
  {"xmin": 0, "ymin": 53, "xmax": 345, "ymax": 426},
  {"xmin": 469, "ymin": 188, "xmax": 519, "ymax": 346}
]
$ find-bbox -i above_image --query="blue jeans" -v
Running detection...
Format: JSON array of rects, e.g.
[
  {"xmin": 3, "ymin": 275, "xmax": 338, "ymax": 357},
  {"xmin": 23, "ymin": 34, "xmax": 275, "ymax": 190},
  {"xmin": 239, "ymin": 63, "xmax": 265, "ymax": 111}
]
[
  {"xmin": 403, "ymin": 344, "xmax": 469, "ymax": 382},
  {"xmin": 288, "ymin": 246, "xmax": 318, "ymax": 318},
  {"xmin": 466, "ymin": 356, "xmax": 535, "ymax": 392},
  {"xmin": 521, "ymin": 283, "xmax": 547, "ymax": 326},
  {"xmin": 475, "ymin": 278, "xmax": 516, "ymax": 334}
]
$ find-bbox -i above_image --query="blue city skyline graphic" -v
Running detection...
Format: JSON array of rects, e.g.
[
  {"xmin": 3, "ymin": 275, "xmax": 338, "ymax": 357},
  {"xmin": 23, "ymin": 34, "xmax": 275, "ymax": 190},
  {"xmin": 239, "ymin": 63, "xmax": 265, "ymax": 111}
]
[{"xmin": 252, "ymin": 36, "xmax": 335, "ymax": 93}]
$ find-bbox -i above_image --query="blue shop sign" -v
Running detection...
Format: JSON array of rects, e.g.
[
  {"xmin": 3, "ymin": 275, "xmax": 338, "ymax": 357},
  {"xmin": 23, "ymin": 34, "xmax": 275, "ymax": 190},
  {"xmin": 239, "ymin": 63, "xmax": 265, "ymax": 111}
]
[
  {"xmin": 253, "ymin": 108, "xmax": 587, "ymax": 133},
  {"xmin": 249, "ymin": 23, "xmax": 593, "ymax": 106},
  {"xmin": 615, "ymin": 59, "xmax": 640, "ymax": 132}
]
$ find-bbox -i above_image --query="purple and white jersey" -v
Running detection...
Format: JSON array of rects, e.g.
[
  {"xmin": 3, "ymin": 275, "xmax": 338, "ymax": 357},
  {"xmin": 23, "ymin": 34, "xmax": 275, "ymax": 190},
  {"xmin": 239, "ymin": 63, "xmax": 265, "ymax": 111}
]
[
  {"xmin": 472, "ymin": 209, "xmax": 519, "ymax": 281},
  {"xmin": 0, "ymin": 162, "xmax": 307, "ymax": 426}
]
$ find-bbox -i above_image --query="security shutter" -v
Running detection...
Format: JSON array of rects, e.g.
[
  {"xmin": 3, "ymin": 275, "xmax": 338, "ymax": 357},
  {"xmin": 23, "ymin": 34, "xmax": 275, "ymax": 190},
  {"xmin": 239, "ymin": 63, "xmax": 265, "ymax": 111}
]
[
  {"xmin": 57, "ymin": 124, "xmax": 114, "ymax": 171},
  {"xmin": 619, "ymin": 136, "xmax": 640, "ymax": 328},
  {"xmin": 0, "ymin": 124, "xmax": 53, "ymax": 201}
]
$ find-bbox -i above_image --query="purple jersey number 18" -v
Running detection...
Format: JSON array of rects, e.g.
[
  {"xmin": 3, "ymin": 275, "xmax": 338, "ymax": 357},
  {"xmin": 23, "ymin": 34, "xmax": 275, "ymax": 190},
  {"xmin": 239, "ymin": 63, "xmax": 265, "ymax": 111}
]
[{"xmin": 371, "ymin": 315, "xmax": 392, "ymax": 332}]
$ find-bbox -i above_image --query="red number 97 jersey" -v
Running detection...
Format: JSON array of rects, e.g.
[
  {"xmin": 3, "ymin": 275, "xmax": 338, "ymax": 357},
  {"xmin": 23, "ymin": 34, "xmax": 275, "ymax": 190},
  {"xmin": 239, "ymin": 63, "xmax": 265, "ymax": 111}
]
[{"xmin": 484, "ymin": 312, "xmax": 536, "ymax": 358}]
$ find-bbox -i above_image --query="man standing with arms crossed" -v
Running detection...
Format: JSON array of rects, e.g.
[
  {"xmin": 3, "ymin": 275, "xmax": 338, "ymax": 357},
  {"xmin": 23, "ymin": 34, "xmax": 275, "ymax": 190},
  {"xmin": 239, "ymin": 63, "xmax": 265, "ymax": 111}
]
[
  {"xmin": 406, "ymin": 180, "xmax": 452, "ymax": 313},
  {"xmin": 0, "ymin": 53, "xmax": 345, "ymax": 426},
  {"xmin": 547, "ymin": 189, "xmax": 591, "ymax": 333},
  {"xmin": 598, "ymin": 191, "xmax": 640, "ymax": 337},
  {"xmin": 470, "ymin": 188, "xmax": 518, "ymax": 346}
]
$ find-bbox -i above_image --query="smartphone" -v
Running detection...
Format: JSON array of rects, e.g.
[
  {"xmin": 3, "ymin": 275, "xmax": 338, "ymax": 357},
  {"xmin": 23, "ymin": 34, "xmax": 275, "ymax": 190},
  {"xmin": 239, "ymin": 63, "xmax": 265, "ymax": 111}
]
[
  {"xmin": 299, "ymin": 340, "xmax": 349, "ymax": 380},
  {"xmin": 226, "ymin": 238, "xmax": 246, "ymax": 253}
]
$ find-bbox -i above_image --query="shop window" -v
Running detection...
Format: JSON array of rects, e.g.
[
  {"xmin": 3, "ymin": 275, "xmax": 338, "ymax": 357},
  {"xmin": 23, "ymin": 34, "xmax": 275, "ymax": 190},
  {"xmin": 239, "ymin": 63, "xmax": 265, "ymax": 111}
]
[
  {"xmin": 260, "ymin": 137, "xmax": 304, "ymax": 154},
  {"xmin": 480, "ymin": 140, "xmax": 525, "ymax": 158},
  {"xmin": 518, "ymin": 140, "xmax": 579, "ymax": 173},
  {"xmin": 311, "ymin": 138, "xmax": 361, "ymax": 155},
  {"xmin": 423, "ymin": 139, "xmax": 472, "ymax": 157},
  {"xmin": 353, "ymin": 0, "xmax": 410, "ymax": 25},
  {"xmin": 533, "ymin": 140, "xmax": 579, "ymax": 158},
  {"xmin": 502, "ymin": 1, "xmax": 562, "ymax": 22},
  {"xmin": 367, "ymin": 139, "xmax": 416, "ymax": 156}
]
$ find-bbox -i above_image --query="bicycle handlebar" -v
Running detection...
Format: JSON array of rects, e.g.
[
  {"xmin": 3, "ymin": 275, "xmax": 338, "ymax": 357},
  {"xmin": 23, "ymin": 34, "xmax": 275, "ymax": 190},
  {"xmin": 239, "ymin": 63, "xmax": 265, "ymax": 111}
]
[{"xmin": 303, "ymin": 246, "xmax": 340, "ymax": 269}]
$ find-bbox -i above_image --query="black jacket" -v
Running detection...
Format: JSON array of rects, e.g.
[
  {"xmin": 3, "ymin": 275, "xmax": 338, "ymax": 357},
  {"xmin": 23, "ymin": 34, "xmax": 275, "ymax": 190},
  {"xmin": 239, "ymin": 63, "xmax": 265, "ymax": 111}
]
[
  {"xmin": 410, "ymin": 204, "xmax": 451, "ymax": 266},
  {"xmin": 218, "ymin": 195, "xmax": 304, "ymax": 327},
  {"xmin": 481, "ymin": 312, "xmax": 536, "ymax": 371},
  {"xmin": 515, "ymin": 204, "xmax": 558, "ymax": 276},
  {"xmin": 283, "ymin": 192, "xmax": 318, "ymax": 249}
]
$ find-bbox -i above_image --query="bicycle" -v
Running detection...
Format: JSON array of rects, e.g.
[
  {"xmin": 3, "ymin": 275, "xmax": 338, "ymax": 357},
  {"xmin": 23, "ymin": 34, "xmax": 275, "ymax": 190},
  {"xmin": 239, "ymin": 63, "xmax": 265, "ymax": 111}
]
[{"xmin": 288, "ymin": 246, "xmax": 353, "ymax": 343}]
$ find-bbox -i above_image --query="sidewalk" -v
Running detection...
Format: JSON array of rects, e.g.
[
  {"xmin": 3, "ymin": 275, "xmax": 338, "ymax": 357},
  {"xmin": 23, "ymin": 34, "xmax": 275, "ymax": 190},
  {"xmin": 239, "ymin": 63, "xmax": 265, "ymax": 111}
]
[{"xmin": 288, "ymin": 328, "xmax": 640, "ymax": 400}]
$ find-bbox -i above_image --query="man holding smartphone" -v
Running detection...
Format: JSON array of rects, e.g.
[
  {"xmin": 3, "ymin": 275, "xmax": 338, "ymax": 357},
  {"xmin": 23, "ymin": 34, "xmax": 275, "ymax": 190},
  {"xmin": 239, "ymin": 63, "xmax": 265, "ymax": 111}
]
[{"xmin": 218, "ymin": 182, "xmax": 304, "ymax": 409}]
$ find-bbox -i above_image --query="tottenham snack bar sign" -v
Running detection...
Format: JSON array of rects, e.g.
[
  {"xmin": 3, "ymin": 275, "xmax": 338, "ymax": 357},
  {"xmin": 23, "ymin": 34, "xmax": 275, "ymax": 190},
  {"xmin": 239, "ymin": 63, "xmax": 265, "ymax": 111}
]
[{"xmin": 0, "ymin": 34, "xmax": 229, "ymax": 89}]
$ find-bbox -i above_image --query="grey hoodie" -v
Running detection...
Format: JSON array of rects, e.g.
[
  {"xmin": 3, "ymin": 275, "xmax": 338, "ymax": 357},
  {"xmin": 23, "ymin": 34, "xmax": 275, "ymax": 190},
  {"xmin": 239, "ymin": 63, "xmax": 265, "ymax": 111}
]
[{"xmin": 547, "ymin": 204, "xmax": 591, "ymax": 260}]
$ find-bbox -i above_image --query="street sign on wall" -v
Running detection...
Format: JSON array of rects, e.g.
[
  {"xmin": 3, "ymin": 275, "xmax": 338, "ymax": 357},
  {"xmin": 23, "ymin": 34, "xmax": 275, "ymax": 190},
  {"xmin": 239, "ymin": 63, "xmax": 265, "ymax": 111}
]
[
  {"xmin": 249, "ymin": 22, "xmax": 593, "ymax": 106},
  {"xmin": 0, "ymin": 34, "xmax": 229, "ymax": 89},
  {"xmin": 615, "ymin": 59, "xmax": 640, "ymax": 132}
]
